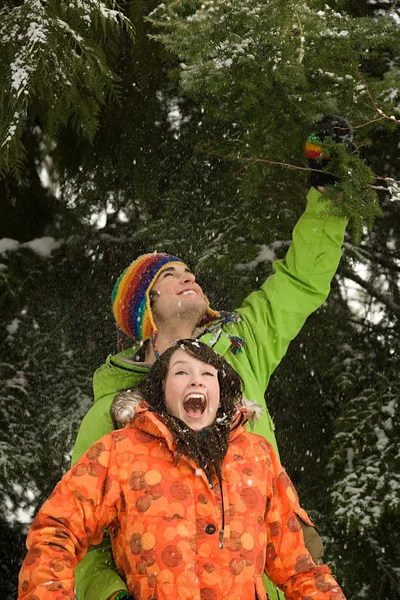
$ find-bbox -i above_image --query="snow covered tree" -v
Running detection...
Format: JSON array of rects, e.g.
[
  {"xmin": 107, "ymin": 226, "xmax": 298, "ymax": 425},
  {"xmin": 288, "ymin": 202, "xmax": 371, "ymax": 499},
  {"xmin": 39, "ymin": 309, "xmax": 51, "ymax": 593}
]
[
  {"xmin": 0, "ymin": 1, "xmax": 399, "ymax": 598},
  {"xmin": 317, "ymin": 325, "xmax": 399, "ymax": 598}
]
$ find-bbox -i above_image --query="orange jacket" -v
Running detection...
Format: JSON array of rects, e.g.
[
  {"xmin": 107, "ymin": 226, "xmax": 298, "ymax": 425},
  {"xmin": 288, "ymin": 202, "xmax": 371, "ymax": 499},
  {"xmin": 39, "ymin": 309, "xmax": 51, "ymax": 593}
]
[{"xmin": 19, "ymin": 404, "xmax": 345, "ymax": 600}]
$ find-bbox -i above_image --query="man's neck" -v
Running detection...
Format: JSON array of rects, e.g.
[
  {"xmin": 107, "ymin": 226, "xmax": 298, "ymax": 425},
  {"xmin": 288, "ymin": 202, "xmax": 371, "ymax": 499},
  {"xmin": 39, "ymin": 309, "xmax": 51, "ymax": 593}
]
[{"xmin": 144, "ymin": 323, "xmax": 196, "ymax": 365}]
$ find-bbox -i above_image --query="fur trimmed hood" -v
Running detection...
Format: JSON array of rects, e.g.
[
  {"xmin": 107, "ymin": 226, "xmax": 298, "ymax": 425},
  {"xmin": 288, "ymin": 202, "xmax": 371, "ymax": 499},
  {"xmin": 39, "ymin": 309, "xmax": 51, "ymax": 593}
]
[{"xmin": 110, "ymin": 388, "xmax": 263, "ymax": 430}]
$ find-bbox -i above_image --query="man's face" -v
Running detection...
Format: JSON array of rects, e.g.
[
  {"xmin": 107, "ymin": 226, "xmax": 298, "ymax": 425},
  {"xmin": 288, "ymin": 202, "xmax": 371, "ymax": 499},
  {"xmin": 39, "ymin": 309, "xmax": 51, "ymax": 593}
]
[
  {"xmin": 150, "ymin": 263, "xmax": 207, "ymax": 326},
  {"xmin": 164, "ymin": 348, "xmax": 220, "ymax": 431}
]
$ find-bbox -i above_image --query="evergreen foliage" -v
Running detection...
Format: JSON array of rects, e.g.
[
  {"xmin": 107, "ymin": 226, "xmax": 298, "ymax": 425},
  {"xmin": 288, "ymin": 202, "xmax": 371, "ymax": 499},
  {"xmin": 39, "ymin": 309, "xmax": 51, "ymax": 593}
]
[
  {"xmin": 316, "ymin": 140, "xmax": 381, "ymax": 243},
  {"xmin": 0, "ymin": 0, "xmax": 134, "ymax": 177},
  {"xmin": 333, "ymin": 375, "xmax": 400, "ymax": 531},
  {"xmin": 328, "ymin": 337, "xmax": 400, "ymax": 592},
  {"xmin": 149, "ymin": 0, "xmax": 400, "ymax": 241},
  {"xmin": 0, "ymin": 1, "xmax": 399, "ymax": 598},
  {"xmin": 0, "ymin": 246, "xmax": 94, "ymax": 520}
]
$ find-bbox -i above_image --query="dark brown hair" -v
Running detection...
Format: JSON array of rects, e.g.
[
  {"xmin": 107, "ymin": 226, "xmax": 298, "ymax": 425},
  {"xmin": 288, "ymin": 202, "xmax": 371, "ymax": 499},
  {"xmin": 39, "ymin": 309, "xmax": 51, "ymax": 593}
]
[{"xmin": 139, "ymin": 339, "xmax": 243, "ymax": 482}]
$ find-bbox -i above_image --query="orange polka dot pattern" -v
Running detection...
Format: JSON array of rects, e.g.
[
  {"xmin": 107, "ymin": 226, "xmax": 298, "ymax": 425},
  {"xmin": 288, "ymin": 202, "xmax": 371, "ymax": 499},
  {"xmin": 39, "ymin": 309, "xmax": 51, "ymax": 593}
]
[{"xmin": 18, "ymin": 405, "xmax": 346, "ymax": 600}]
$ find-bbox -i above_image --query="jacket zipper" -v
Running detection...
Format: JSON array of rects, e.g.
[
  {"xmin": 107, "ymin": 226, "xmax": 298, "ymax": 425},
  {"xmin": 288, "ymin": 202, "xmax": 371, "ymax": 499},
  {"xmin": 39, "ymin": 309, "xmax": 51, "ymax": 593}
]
[
  {"xmin": 219, "ymin": 480, "xmax": 225, "ymax": 548},
  {"xmin": 217, "ymin": 474, "xmax": 225, "ymax": 549}
]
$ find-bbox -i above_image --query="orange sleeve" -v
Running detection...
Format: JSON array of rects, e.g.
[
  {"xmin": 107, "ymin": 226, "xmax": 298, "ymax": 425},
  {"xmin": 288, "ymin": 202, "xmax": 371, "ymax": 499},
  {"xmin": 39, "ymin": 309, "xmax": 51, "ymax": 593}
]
[
  {"xmin": 264, "ymin": 445, "xmax": 346, "ymax": 599},
  {"xmin": 18, "ymin": 435, "xmax": 121, "ymax": 600}
]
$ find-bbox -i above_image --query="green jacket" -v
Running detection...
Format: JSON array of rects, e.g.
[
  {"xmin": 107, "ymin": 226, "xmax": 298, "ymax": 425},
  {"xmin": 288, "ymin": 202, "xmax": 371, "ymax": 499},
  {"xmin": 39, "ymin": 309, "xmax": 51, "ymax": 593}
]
[{"xmin": 72, "ymin": 187, "xmax": 346, "ymax": 600}]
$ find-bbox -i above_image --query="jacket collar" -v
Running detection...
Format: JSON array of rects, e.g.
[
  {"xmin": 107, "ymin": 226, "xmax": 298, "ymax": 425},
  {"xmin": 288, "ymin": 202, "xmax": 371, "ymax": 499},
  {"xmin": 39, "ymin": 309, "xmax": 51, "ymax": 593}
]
[{"xmin": 125, "ymin": 401, "xmax": 250, "ymax": 453}]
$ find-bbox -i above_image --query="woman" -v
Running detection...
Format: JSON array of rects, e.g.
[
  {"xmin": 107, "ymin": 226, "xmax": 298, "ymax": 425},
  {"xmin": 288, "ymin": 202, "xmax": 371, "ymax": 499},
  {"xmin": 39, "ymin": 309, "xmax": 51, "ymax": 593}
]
[{"xmin": 19, "ymin": 340, "xmax": 345, "ymax": 600}]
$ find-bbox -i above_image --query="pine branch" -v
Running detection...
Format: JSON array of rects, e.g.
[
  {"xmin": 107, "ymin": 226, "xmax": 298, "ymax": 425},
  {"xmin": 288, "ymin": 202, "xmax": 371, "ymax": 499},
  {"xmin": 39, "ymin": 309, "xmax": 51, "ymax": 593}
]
[
  {"xmin": 195, "ymin": 143, "xmax": 399, "ymax": 243},
  {"xmin": 344, "ymin": 242, "xmax": 400, "ymax": 274},
  {"xmin": 0, "ymin": 0, "xmax": 135, "ymax": 179}
]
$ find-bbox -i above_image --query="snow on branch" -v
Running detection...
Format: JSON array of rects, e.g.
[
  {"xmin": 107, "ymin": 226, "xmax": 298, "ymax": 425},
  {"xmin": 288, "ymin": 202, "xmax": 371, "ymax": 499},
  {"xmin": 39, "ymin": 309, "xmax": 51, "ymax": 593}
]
[
  {"xmin": 0, "ymin": 237, "xmax": 62, "ymax": 259},
  {"xmin": 0, "ymin": 0, "xmax": 134, "ymax": 177},
  {"xmin": 331, "ymin": 384, "xmax": 400, "ymax": 534}
]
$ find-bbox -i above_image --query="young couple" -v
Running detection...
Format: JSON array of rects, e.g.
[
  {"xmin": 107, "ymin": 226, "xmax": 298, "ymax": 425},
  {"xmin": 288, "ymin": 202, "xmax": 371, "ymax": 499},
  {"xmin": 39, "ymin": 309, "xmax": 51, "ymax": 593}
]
[
  {"xmin": 18, "ymin": 109, "xmax": 359, "ymax": 600},
  {"xmin": 18, "ymin": 173, "xmax": 349, "ymax": 600}
]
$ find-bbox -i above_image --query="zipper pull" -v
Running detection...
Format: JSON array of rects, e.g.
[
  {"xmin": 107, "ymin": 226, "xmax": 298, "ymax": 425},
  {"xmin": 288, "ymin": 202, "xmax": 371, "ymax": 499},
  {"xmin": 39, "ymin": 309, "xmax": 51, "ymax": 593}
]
[{"xmin": 219, "ymin": 530, "xmax": 224, "ymax": 549}]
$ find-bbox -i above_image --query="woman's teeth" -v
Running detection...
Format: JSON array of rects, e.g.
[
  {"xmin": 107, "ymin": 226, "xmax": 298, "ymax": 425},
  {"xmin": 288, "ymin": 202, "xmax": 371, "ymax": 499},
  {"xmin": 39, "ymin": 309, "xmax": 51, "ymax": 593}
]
[{"xmin": 183, "ymin": 393, "xmax": 206, "ymax": 416}]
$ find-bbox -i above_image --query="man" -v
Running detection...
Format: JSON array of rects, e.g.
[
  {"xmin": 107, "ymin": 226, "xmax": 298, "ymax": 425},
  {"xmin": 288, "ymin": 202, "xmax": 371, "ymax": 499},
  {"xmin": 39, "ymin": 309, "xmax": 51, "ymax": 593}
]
[{"xmin": 72, "ymin": 118, "xmax": 352, "ymax": 600}]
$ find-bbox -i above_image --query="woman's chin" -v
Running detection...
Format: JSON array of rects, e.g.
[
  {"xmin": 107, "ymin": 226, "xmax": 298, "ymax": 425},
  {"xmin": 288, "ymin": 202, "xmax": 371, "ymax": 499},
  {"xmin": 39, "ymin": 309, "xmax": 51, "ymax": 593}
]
[
  {"xmin": 183, "ymin": 420, "xmax": 204, "ymax": 432},
  {"xmin": 182, "ymin": 415, "xmax": 208, "ymax": 432}
]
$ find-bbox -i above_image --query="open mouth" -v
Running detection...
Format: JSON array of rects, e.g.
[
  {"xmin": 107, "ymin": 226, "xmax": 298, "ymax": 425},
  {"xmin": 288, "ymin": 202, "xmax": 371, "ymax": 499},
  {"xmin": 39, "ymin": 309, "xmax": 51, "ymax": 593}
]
[
  {"xmin": 183, "ymin": 393, "xmax": 207, "ymax": 418},
  {"xmin": 178, "ymin": 289, "xmax": 197, "ymax": 297}
]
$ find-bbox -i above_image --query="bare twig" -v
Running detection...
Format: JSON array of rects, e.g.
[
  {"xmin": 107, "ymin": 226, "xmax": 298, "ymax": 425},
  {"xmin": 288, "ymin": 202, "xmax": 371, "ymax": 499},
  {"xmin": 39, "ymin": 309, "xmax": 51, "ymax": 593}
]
[
  {"xmin": 373, "ymin": 175, "xmax": 400, "ymax": 186},
  {"xmin": 196, "ymin": 148, "xmax": 329, "ymax": 173},
  {"xmin": 369, "ymin": 185, "xmax": 394, "ymax": 192},
  {"xmin": 355, "ymin": 67, "xmax": 400, "ymax": 125},
  {"xmin": 195, "ymin": 147, "xmax": 400, "ymax": 194},
  {"xmin": 350, "ymin": 116, "xmax": 386, "ymax": 129},
  {"xmin": 234, "ymin": 159, "xmax": 259, "ymax": 176},
  {"xmin": 341, "ymin": 266, "xmax": 400, "ymax": 316}
]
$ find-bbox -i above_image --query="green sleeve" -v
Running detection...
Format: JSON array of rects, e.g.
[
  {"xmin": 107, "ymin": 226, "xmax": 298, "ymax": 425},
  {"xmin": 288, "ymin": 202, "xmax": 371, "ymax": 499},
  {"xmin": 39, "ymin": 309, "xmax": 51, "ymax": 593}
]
[
  {"xmin": 75, "ymin": 536, "xmax": 128, "ymax": 600},
  {"xmin": 235, "ymin": 187, "xmax": 346, "ymax": 391},
  {"xmin": 73, "ymin": 396, "xmax": 127, "ymax": 600},
  {"xmin": 72, "ymin": 393, "xmax": 126, "ymax": 600}
]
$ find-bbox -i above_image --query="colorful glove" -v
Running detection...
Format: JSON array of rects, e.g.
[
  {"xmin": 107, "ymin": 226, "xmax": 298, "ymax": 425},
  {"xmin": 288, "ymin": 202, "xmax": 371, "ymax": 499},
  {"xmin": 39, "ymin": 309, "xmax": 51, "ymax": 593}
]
[{"xmin": 305, "ymin": 114, "xmax": 356, "ymax": 188}]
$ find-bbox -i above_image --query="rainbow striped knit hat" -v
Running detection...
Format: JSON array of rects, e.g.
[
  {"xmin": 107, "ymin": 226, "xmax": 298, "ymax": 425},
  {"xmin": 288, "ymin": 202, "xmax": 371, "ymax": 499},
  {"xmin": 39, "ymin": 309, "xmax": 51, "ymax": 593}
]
[{"xmin": 112, "ymin": 253, "xmax": 220, "ymax": 342}]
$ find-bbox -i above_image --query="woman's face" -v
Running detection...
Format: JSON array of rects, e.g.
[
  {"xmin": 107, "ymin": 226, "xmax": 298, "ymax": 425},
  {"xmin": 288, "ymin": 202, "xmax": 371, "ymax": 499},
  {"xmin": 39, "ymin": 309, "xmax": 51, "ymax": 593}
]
[{"xmin": 164, "ymin": 348, "xmax": 220, "ymax": 431}]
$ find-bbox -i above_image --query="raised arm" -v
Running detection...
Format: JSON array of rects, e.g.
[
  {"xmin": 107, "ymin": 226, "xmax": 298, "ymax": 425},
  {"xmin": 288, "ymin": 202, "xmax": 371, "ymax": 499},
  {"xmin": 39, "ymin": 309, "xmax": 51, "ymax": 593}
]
[
  {"xmin": 18, "ymin": 436, "xmax": 120, "ymax": 600},
  {"xmin": 235, "ymin": 187, "xmax": 346, "ymax": 391}
]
